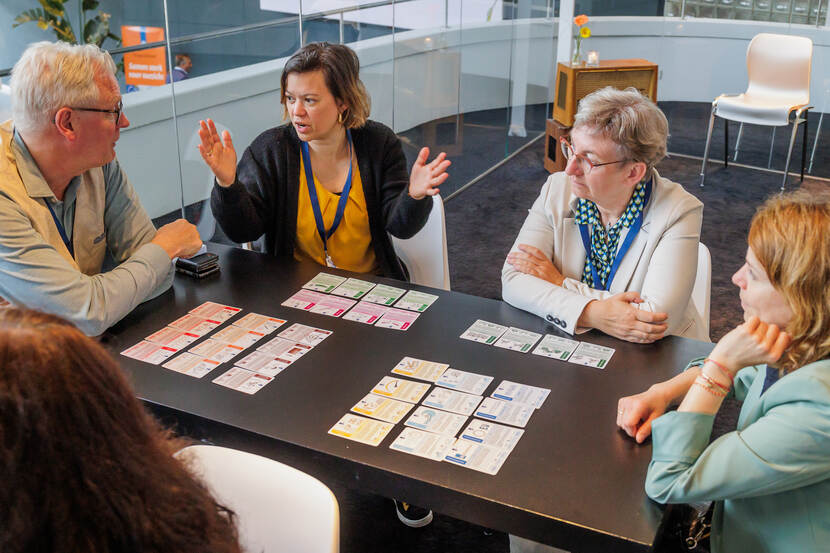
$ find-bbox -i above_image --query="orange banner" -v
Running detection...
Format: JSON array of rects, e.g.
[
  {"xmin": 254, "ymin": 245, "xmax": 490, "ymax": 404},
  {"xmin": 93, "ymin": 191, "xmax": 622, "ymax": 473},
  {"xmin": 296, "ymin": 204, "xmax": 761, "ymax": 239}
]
[{"xmin": 122, "ymin": 26, "xmax": 167, "ymax": 87}]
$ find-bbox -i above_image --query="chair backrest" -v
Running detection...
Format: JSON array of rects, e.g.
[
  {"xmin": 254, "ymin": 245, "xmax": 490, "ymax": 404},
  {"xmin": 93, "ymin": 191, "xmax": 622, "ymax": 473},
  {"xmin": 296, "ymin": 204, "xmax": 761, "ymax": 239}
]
[
  {"xmin": 176, "ymin": 445, "xmax": 339, "ymax": 553},
  {"xmin": 746, "ymin": 33, "xmax": 812, "ymax": 105},
  {"xmin": 692, "ymin": 242, "xmax": 712, "ymax": 341},
  {"xmin": 0, "ymin": 83, "xmax": 12, "ymax": 122},
  {"xmin": 391, "ymin": 194, "xmax": 451, "ymax": 290}
]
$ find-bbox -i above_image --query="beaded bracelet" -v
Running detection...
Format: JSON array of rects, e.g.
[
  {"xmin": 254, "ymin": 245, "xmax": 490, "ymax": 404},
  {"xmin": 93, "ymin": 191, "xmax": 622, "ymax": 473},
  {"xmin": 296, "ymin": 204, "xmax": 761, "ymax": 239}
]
[
  {"xmin": 694, "ymin": 375, "xmax": 728, "ymax": 398},
  {"xmin": 704, "ymin": 357, "xmax": 734, "ymax": 384}
]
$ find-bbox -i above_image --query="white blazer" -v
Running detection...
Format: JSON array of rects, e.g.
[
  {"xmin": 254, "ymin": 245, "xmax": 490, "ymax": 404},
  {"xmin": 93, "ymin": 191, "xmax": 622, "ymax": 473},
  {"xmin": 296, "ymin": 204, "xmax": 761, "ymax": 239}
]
[{"xmin": 501, "ymin": 169, "xmax": 706, "ymax": 341}]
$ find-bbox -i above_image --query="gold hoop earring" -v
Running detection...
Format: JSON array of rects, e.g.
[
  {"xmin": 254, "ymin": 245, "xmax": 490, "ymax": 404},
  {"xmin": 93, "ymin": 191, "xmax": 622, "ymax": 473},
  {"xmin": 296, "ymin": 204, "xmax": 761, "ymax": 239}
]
[{"xmin": 338, "ymin": 110, "xmax": 346, "ymax": 125}]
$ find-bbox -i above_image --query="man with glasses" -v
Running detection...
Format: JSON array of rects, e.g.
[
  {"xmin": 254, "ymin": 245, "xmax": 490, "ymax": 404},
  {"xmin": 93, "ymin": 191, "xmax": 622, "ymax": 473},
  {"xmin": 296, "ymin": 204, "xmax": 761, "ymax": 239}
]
[
  {"xmin": 0, "ymin": 41, "xmax": 202, "ymax": 335},
  {"xmin": 502, "ymin": 87, "xmax": 706, "ymax": 346}
]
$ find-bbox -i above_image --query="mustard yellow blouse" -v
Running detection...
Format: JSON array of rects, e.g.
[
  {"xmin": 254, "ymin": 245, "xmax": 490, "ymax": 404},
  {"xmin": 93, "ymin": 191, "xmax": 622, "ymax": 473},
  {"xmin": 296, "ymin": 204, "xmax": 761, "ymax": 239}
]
[{"xmin": 294, "ymin": 155, "xmax": 379, "ymax": 274}]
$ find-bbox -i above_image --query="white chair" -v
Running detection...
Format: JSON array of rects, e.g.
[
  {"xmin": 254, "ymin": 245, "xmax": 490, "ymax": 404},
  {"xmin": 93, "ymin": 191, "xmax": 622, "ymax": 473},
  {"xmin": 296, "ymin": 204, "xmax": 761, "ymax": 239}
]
[
  {"xmin": 699, "ymin": 33, "xmax": 813, "ymax": 192},
  {"xmin": 691, "ymin": 243, "xmax": 712, "ymax": 342},
  {"xmin": 391, "ymin": 194, "xmax": 451, "ymax": 290},
  {"xmin": 176, "ymin": 445, "xmax": 339, "ymax": 553}
]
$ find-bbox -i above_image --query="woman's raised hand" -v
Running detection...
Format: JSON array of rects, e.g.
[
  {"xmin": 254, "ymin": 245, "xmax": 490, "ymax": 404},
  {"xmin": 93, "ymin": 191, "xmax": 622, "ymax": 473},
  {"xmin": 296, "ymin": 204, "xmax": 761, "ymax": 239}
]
[
  {"xmin": 709, "ymin": 316, "xmax": 792, "ymax": 375},
  {"xmin": 409, "ymin": 147, "xmax": 451, "ymax": 200},
  {"xmin": 198, "ymin": 119, "xmax": 237, "ymax": 187}
]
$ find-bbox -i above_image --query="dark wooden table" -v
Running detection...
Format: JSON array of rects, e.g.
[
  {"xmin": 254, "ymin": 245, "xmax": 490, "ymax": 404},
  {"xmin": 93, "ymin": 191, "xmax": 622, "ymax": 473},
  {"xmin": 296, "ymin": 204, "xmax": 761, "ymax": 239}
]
[{"xmin": 101, "ymin": 243, "xmax": 713, "ymax": 552}]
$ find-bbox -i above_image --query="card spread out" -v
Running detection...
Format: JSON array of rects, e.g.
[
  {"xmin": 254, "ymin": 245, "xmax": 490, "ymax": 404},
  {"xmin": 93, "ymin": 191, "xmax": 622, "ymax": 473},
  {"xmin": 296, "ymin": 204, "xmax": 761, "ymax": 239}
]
[
  {"xmin": 257, "ymin": 336, "xmax": 312, "ymax": 361},
  {"xmin": 211, "ymin": 325, "xmax": 266, "ymax": 349},
  {"xmin": 331, "ymin": 277, "xmax": 376, "ymax": 299},
  {"xmin": 168, "ymin": 313, "xmax": 221, "ymax": 336},
  {"xmin": 374, "ymin": 307, "xmax": 420, "ymax": 331},
  {"xmin": 460, "ymin": 419, "xmax": 524, "ymax": 451},
  {"xmin": 308, "ymin": 294, "xmax": 357, "ymax": 317},
  {"xmin": 341, "ymin": 301, "xmax": 390, "ymax": 324},
  {"xmin": 491, "ymin": 380, "xmax": 550, "ymax": 409},
  {"xmin": 532, "ymin": 334, "xmax": 580, "ymax": 360},
  {"xmin": 234, "ymin": 350, "xmax": 293, "ymax": 377},
  {"xmin": 436, "ymin": 368, "xmax": 494, "ymax": 396},
  {"xmin": 232, "ymin": 313, "xmax": 287, "ymax": 334},
  {"xmin": 213, "ymin": 367, "xmax": 272, "ymax": 394},
  {"xmin": 189, "ymin": 301, "xmax": 241, "ymax": 322},
  {"xmin": 302, "ymin": 272, "xmax": 347, "ymax": 293},
  {"xmin": 370, "ymin": 376, "xmax": 431, "ymax": 404},
  {"xmin": 569, "ymin": 342, "xmax": 615, "ymax": 369},
  {"xmin": 328, "ymin": 414, "xmax": 394, "ymax": 446},
  {"xmin": 391, "ymin": 357, "xmax": 449, "ymax": 382},
  {"xmin": 475, "ymin": 397, "xmax": 534, "ymax": 428},
  {"xmin": 278, "ymin": 323, "xmax": 332, "ymax": 347},
  {"xmin": 351, "ymin": 393, "xmax": 414, "ymax": 424},
  {"xmin": 394, "ymin": 290, "xmax": 439, "ymax": 312},
  {"xmin": 362, "ymin": 283, "xmax": 406, "ymax": 306},
  {"xmin": 445, "ymin": 438, "xmax": 512, "ymax": 475},
  {"xmin": 145, "ymin": 327, "xmax": 200, "ymax": 349},
  {"xmin": 282, "ymin": 289, "xmax": 327, "ymax": 310},
  {"xmin": 162, "ymin": 352, "xmax": 220, "ymax": 378},
  {"xmin": 422, "ymin": 387, "xmax": 483, "ymax": 416},
  {"xmin": 188, "ymin": 338, "xmax": 245, "ymax": 363},
  {"xmin": 460, "ymin": 319, "xmax": 508, "ymax": 345},
  {"xmin": 404, "ymin": 406, "xmax": 469, "ymax": 436},
  {"xmin": 390, "ymin": 427, "xmax": 455, "ymax": 461},
  {"xmin": 121, "ymin": 341, "xmax": 178, "ymax": 364},
  {"xmin": 494, "ymin": 327, "xmax": 543, "ymax": 353}
]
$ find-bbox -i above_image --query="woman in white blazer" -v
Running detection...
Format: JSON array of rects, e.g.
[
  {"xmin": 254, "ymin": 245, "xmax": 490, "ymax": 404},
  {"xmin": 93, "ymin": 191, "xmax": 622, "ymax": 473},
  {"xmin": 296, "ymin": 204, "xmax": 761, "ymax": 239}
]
[{"xmin": 502, "ymin": 87, "xmax": 705, "ymax": 343}]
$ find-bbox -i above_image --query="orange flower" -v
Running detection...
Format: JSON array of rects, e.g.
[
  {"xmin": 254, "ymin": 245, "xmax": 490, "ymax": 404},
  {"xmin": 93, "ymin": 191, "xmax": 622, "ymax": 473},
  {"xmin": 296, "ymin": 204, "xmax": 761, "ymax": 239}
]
[
  {"xmin": 574, "ymin": 14, "xmax": 589, "ymax": 26},
  {"xmin": 580, "ymin": 27, "xmax": 591, "ymax": 38}
]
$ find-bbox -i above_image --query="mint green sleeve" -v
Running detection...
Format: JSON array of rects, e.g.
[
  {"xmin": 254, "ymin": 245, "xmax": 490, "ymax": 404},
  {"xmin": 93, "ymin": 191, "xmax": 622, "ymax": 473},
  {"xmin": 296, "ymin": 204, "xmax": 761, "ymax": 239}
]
[{"xmin": 645, "ymin": 374, "xmax": 830, "ymax": 504}]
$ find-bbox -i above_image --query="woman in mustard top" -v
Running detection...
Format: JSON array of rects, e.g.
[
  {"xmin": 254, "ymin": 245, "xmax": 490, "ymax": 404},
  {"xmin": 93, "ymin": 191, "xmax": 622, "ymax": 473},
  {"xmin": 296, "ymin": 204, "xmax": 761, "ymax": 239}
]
[{"xmin": 199, "ymin": 42, "xmax": 450, "ymax": 280}]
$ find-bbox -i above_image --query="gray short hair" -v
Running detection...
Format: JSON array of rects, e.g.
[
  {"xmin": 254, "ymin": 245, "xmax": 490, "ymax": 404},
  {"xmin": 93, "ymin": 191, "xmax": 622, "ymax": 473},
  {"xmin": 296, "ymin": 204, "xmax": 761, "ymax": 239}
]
[
  {"xmin": 10, "ymin": 41, "xmax": 117, "ymax": 132},
  {"xmin": 573, "ymin": 87, "xmax": 668, "ymax": 171}
]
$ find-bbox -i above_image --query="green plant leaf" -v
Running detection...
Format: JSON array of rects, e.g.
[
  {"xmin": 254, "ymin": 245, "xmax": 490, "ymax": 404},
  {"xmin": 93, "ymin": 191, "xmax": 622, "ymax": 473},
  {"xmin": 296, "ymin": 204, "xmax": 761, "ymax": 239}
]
[
  {"xmin": 83, "ymin": 0, "xmax": 100, "ymax": 10},
  {"xmin": 84, "ymin": 16, "xmax": 110, "ymax": 47},
  {"xmin": 39, "ymin": 0, "xmax": 67, "ymax": 19},
  {"xmin": 12, "ymin": 8, "xmax": 47, "ymax": 27},
  {"xmin": 53, "ymin": 18, "xmax": 77, "ymax": 43}
]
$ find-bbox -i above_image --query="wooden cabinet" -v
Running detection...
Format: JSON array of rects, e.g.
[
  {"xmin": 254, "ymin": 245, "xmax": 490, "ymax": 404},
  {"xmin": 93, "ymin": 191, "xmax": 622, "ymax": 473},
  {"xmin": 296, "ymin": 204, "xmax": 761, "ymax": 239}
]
[{"xmin": 552, "ymin": 59, "xmax": 658, "ymax": 126}]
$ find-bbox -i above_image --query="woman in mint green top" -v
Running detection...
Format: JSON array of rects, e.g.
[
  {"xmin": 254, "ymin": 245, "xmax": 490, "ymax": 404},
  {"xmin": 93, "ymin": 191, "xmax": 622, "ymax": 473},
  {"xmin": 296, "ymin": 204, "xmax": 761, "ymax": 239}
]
[{"xmin": 616, "ymin": 191, "xmax": 830, "ymax": 553}]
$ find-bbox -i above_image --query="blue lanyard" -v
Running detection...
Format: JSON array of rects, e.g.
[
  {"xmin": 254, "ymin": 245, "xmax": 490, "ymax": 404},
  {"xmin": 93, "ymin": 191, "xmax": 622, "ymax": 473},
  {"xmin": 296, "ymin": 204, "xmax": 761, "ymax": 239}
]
[
  {"xmin": 44, "ymin": 199, "xmax": 74, "ymax": 259},
  {"xmin": 578, "ymin": 179, "xmax": 652, "ymax": 291},
  {"xmin": 300, "ymin": 129, "xmax": 353, "ymax": 260}
]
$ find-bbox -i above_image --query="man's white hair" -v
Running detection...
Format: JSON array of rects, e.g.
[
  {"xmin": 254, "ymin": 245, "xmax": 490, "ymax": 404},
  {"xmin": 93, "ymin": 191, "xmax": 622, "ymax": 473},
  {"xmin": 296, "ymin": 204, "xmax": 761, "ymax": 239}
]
[{"xmin": 10, "ymin": 41, "xmax": 117, "ymax": 133}]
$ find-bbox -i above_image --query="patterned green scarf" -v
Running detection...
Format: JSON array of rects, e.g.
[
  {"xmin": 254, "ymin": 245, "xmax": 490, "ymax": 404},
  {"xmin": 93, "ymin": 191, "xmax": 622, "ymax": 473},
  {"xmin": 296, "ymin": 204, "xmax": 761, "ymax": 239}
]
[{"xmin": 575, "ymin": 179, "xmax": 648, "ymax": 289}]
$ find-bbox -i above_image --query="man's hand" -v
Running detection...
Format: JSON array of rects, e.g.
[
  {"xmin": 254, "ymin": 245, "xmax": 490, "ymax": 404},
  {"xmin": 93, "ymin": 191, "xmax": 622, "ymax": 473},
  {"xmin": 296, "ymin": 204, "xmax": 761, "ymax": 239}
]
[
  {"xmin": 506, "ymin": 244, "xmax": 565, "ymax": 286},
  {"xmin": 579, "ymin": 291, "xmax": 668, "ymax": 343},
  {"xmin": 408, "ymin": 147, "xmax": 450, "ymax": 200},
  {"xmin": 151, "ymin": 219, "xmax": 203, "ymax": 259}
]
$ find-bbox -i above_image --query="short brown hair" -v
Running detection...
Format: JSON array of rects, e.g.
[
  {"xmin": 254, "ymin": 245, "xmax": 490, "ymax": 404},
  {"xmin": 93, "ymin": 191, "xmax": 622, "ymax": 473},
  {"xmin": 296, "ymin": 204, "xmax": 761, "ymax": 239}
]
[
  {"xmin": 574, "ymin": 86, "xmax": 668, "ymax": 171},
  {"xmin": 280, "ymin": 42, "xmax": 370, "ymax": 128},
  {"xmin": 748, "ymin": 191, "xmax": 830, "ymax": 373},
  {"xmin": 0, "ymin": 308, "xmax": 241, "ymax": 553}
]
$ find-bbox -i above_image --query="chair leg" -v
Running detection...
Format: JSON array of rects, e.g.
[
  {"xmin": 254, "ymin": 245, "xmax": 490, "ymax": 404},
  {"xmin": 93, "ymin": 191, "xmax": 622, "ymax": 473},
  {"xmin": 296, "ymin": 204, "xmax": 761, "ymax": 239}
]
[
  {"xmin": 801, "ymin": 110, "xmax": 808, "ymax": 181},
  {"xmin": 700, "ymin": 105, "xmax": 717, "ymax": 187},
  {"xmin": 768, "ymin": 127, "xmax": 776, "ymax": 169},
  {"xmin": 808, "ymin": 112, "xmax": 824, "ymax": 174},
  {"xmin": 734, "ymin": 122, "xmax": 744, "ymax": 161},
  {"xmin": 723, "ymin": 119, "xmax": 729, "ymax": 169},
  {"xmin": 781, "ymin": 113, "xmax": 801, "ymax": 193}
]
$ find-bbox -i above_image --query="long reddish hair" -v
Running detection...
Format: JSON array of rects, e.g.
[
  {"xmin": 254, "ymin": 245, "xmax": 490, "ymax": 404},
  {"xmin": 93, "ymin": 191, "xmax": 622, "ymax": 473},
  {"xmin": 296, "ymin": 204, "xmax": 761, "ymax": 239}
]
[{"xmin": 0, "ymin": 308, "xmax": 240, "ymax": 553}]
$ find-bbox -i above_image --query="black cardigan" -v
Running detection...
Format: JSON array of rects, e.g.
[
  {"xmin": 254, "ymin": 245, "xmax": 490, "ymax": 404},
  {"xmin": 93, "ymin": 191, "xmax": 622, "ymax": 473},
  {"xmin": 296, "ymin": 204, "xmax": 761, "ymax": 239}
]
[{"xmin": 211, "ymin": 121, "xmax": 432, "ymax": 281}]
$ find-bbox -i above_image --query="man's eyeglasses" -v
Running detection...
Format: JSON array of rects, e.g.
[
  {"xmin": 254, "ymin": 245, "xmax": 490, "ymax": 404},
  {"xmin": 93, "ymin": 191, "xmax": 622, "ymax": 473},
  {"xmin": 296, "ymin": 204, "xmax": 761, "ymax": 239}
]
[
  {"xmin": 559, "ymin": 136, "xmax": 628, "ymax": 174},
  {"xmin": 72, "ymin": 100, "xmax": 123, "ymax": 124}
]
